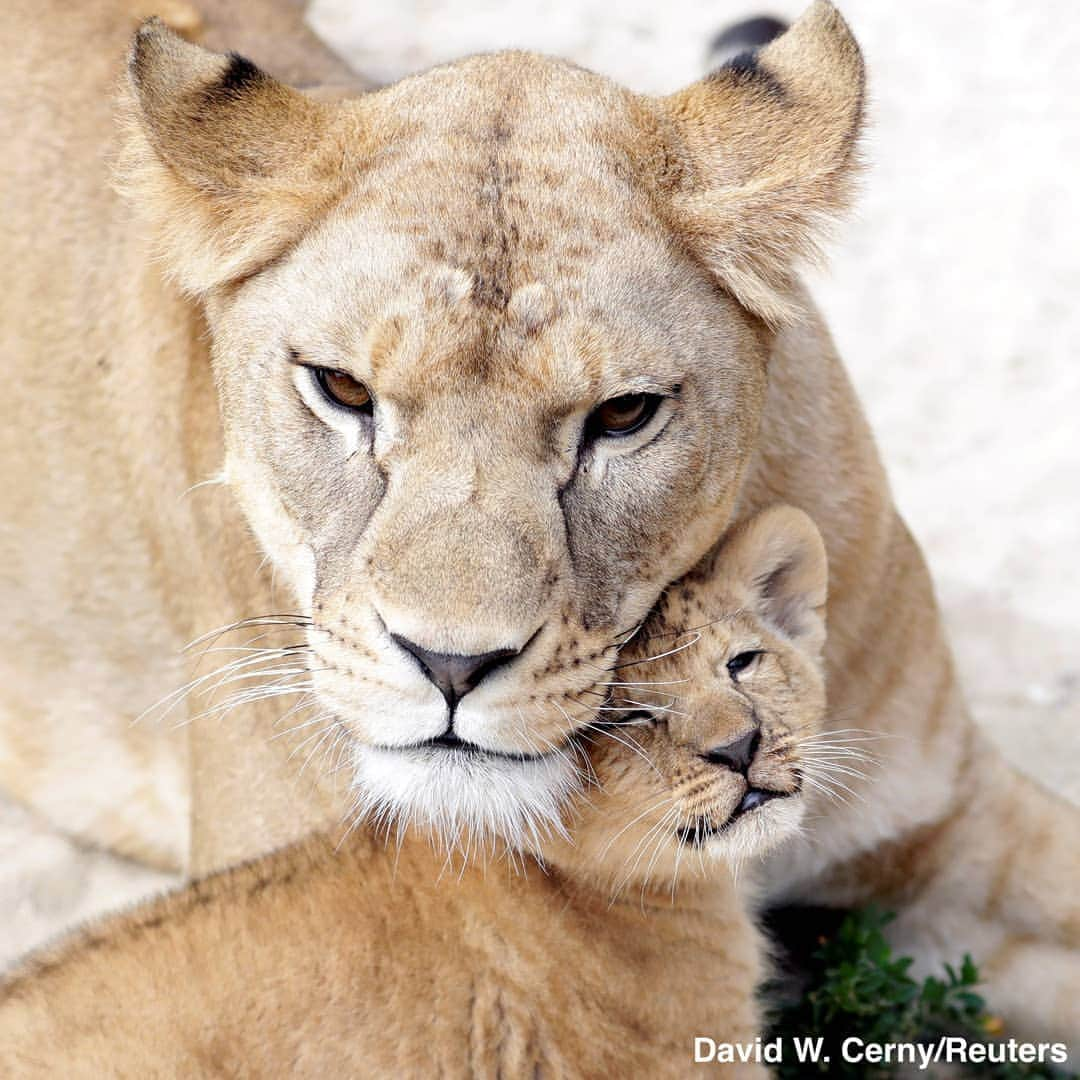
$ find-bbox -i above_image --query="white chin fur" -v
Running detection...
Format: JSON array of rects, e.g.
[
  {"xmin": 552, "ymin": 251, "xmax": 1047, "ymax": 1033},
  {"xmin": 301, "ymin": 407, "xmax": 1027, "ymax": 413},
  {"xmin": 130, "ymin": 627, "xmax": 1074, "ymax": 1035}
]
[
  {"xmin": 705, "ymin": 797, "xmax": 807, "ymax": 863},
  {"xmin": 349, "ymin": 743, "xmax": 582, "ymax": 855}
]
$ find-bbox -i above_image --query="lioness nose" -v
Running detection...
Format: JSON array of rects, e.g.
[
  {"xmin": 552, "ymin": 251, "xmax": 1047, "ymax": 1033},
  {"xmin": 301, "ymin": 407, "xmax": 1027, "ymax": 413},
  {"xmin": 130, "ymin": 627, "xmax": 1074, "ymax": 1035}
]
[
  {"xmin": 391, "ymin": 635, "xmax": 519, "ymax": 709},
  {"xmin": 704, "ymin": 728, "xmax": 760, "ymax": 775}
]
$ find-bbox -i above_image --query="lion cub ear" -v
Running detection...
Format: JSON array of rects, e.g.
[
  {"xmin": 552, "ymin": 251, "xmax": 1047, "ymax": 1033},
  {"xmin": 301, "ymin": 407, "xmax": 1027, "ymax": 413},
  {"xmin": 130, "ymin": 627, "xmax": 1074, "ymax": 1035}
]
[
  {"xmin": 657, "ymin": 0, "xmax": 865, "ymax": 326},
  {"xmin": 719, "ymin": 506, "xmax": 828, "ymax": 655},
  {"xmin": 120, "ymin": 19, "xmax": 360, "ymax": 293}
]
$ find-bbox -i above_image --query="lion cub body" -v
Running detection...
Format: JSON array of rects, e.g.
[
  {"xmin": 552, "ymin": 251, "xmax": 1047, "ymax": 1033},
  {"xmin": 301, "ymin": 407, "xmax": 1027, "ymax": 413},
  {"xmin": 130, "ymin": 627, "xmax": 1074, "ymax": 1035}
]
[{"xmin": 0, "ymin": 830, "xmax": 764, "ymax": 1079}]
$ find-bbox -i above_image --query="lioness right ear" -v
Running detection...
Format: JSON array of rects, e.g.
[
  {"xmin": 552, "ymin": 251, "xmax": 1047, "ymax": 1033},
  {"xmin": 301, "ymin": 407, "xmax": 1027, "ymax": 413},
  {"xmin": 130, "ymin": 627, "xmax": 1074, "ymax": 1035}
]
[
  {"xmin": 656, "ymin": 1, "xmax": 865, "ymax": 326},
  {"xmin": 720, "ymin": 505, "xmax": 828, "ymax": 655},
  {"xmin": 120, "ymin": 19, "xmax": 361, "ymax": 293}
]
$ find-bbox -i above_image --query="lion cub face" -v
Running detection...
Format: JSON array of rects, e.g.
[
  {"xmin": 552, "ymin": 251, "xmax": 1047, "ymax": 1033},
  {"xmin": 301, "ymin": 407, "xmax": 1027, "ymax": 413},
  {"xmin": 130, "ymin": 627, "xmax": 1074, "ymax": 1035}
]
[
  {"xmin": 124, "ymin": 7, "xmax": 863, "ymax": 848},
  {"xmin": 560, "ymin": 506, "xmax": 828, "ymax": 890}
]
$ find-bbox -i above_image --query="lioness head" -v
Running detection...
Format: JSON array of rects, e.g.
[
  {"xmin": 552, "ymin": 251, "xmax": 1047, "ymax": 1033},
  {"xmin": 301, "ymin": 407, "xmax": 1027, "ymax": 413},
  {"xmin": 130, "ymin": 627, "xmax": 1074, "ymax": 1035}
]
[
  {"xmin": 122, "ymin": 3, "xmax": 862, "ymax": 844},
  {"xmin": 555, "ymin": 505, "xmax": 829, "ymax": 892}
]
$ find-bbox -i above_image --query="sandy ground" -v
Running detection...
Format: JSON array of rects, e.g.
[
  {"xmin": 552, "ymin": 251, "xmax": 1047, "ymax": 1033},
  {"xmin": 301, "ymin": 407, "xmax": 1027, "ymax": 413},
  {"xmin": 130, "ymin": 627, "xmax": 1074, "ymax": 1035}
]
[{"xmin": 3, "ymin": 1, "xmax": 1076, "ymax": 967}]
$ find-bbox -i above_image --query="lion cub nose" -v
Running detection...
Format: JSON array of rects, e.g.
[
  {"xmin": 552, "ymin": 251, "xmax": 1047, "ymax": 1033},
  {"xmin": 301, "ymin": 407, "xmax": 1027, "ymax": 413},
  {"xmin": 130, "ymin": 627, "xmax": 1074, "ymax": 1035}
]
[
  {"xmin": 703, "ymin": 728, "xmax": 760, "ymax": 776},
  {"xmin": 391, "ymin": 635, "xmax": 519, "ymax": 709}
]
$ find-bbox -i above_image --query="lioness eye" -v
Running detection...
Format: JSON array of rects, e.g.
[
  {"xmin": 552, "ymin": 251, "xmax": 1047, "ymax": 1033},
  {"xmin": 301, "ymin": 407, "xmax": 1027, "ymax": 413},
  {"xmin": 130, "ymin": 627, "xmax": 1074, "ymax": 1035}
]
[
  {"xmin": 586, "ymin": 393, "xmax": 662, "ymax": 439},
  {"xmin": 726, "ymin": 651, "xmax": 763, "ymax": 679},
  {"xmin": 315, "ymin": 368, "xmax": 373, "ymax": 413}
]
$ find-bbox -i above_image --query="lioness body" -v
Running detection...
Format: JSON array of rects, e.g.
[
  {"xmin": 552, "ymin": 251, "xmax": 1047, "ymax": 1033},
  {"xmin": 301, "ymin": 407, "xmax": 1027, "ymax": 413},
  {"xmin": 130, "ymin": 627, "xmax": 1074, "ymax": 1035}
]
[
  {"xmin": 1, "ymin": 0, "xmax": 1076, "ymax": 1047},
  {"xmin": 0, "ymin": 0, "xmax": 362, "ymax": 872}
]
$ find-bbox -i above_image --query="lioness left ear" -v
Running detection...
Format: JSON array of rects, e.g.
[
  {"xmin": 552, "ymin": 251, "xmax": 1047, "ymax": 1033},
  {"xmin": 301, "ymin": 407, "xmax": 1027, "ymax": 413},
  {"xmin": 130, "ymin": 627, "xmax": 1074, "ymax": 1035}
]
[
  {"xmin": 721, "ymin": 505, "xmax": 828, "ymax": 654},
  {"xmin": 120, "ymin": 19, "xmax": 361, "ymax": 293},
  {"xmin": 655, "ymin": 1, "xmax": 865, "ymax": 325}
]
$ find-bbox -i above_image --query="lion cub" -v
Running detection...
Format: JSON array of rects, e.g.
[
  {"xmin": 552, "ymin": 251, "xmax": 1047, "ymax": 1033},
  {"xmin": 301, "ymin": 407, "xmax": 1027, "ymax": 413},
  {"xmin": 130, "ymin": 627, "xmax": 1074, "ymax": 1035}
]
[{"xmin": 0, "ymin": 507, "xmax": 828, "ymax": 1078}]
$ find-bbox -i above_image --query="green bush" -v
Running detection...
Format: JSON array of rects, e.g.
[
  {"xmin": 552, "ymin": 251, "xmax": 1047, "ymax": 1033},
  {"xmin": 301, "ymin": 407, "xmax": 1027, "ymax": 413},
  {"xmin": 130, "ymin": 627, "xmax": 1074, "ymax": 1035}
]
[{"xmin": 766, "ymin": 907, "xmax": 1077, "ymax": 1080}]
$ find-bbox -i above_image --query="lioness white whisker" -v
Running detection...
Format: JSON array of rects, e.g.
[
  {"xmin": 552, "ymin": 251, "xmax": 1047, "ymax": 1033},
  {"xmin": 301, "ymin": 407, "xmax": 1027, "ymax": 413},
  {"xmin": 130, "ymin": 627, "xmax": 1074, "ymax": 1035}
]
[
  {"xmin": 134, "ymin": 648, "xmax": 307, "ymax": 725},
  {"xmin": 183, "ymin": 614, "xmax": 314, "ymax": 652},
  {"xmin": 609, "ymin": 632, "xmax": 702, "ymax": 671},
  {"xmin": 179, "ymin": 677, "xmax": 318, "ymax": 726},
  {"xmin": 268, "ymin": 710, "xmax": 333, "ymax": 742}
]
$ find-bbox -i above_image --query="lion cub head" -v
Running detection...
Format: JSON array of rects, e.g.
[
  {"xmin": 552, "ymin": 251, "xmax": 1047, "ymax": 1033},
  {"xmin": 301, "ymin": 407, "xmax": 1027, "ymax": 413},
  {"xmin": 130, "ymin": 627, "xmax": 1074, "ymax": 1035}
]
[
  {"xmin": 555, "ymin": 506, "xmax": 828, "ymax": 892},
  {"xmin": 121, "ymin": 5, "xmax": 861, "ymax": 846}
]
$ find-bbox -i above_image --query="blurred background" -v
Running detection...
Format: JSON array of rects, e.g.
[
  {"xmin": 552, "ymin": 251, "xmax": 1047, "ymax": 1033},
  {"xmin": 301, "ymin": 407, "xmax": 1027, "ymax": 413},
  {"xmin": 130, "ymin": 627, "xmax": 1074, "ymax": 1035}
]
[
  {"xmin": 310, "ymin": 0, "xmax": 1080, "ymax": 797},
  {"xmin": 4, "ymin": 0, "xmax": 1077, "ymax": 965}
]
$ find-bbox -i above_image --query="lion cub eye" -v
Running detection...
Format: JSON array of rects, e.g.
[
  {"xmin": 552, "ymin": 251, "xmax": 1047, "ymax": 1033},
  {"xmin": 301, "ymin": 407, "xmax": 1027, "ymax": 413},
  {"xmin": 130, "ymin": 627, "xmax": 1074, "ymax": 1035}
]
[
  {"xmin": 586, "ymin": 393, "xmax": 662, "ymax": 439},
  {"xmin": 726, "ymin": 650, "xmax": 763, "ymax": 680},
  {"xmin": 314, "ymin": 368, "xmax": 374, "ymax": 413}
]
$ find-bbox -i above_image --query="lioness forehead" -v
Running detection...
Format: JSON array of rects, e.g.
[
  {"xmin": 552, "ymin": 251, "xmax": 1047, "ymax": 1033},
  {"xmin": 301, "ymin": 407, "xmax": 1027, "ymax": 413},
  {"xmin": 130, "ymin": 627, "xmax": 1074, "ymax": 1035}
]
[
  {"xmin": 348, "ymin": 53, "xmax": 657, "ymax": 258},
  {"xmin": 239, "ymin": 53, "xmax": 733, "ymax": 401},
  {"xmin": 365, "ymin": 50, "xmax": 656, "ymax": 200}
]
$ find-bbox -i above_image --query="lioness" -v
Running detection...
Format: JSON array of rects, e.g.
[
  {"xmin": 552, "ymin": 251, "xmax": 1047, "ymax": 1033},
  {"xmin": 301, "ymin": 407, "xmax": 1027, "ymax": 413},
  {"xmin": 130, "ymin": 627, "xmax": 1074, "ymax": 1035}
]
[
  {"xmin": 0, "ymin": 505, "xmax": 828, "ymax": 1078},
  {"xmin": 1, "ymin": 0, "xmax": 1077, "ymax": 1043}
]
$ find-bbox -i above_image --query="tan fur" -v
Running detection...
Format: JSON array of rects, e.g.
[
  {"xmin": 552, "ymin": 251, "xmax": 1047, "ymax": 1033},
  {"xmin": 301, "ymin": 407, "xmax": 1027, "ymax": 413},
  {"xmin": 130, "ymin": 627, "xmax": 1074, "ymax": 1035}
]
[
  {"xmin": 0, "ymin": 0, "xmax": 362, "ymax": 871},
  {"xmin": 1, "ymin": 0, "xmax": 1077, "ymax": 1047},
  {"xmin": 810, "ymin": 740, "xmax": 1080, "ymax": 1043},
  {"xmin": 547, "ymin": 505, "xmax": 830, "ymax": 893},
  {"xmin": 0, "ymin": 835, "xmax": 762, "ymax": 1079},
  {"xmin": 660, "ymin": 2, "xmax": 864, "ymax": 325},
  {"xmin": 0, "ymin": 508, "xmax": 832, "ymax": 1077}
]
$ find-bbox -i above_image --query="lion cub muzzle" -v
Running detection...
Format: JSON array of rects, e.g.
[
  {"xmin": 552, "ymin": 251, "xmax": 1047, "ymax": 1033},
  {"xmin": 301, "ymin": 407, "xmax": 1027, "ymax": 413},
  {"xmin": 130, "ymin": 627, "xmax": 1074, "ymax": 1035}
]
[{"xmin": 675, "ymin": 724, "xmax": 804, "ymax": 847}]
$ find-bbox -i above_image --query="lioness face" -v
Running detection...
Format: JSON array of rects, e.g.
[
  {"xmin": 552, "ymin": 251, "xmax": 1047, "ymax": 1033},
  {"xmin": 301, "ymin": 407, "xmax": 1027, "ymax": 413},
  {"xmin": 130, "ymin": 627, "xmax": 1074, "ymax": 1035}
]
[
  {"xmin": 126, "ymin": 4, "xmax": 863, "ymax": 845},
  {"xmin": 206, "ymin": 56, "xmax": 767, "ymax": 840},
  {"xmin": 560, "ymin": 506, "xmax": 829, "ymax": 890}
]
